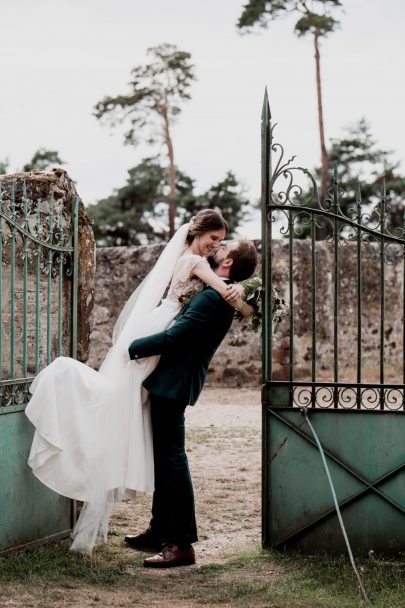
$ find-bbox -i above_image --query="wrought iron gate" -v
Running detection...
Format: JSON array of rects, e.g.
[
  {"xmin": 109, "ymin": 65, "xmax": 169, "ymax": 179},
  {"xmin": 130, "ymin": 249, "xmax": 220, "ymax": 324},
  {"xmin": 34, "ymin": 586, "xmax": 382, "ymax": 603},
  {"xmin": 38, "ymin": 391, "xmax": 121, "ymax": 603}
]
[
  {"xmin": 261, "ymin": 91, "xmax": 405, "ymax": 553},
  {"xmin": 0, "ymin": 179, "xmax": 79, "ymax": 554}
]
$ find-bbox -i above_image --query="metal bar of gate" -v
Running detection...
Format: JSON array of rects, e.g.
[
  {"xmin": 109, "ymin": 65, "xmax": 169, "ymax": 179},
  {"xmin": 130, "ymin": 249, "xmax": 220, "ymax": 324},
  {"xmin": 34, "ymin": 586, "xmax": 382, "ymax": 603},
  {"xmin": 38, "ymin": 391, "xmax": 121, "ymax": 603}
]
[
  {"xmin": 58, "ymin": 212, "xmax": 64, "ymax": 356},
  {"xmin": 0, "ymin": 187, "xmax": 2, "ymax": 404},
  {"xmin": 311, "ymin": 209, "xmax": 317, "ymax": 406},
  {"xmin": 46, "ymin": 196, "xmax": 54, "ymax": 365},
  {"xmin": 403, "ymin": 214, "xmax": 405, "ymax": 407},
  {"xmin": 10, "ymin": 184, "xmax": 16, "ymax": 404},
  {"xmin": 379, "ymin": 182, "xmax": 386, "ymax": 409},
  {"xmin": 356, "ymin": 186, "xmax": 362, "ymax": 408},
  {"xmin": 71, "ymin": 197, "xmax": 79, "ymax": 359},
  {"xmin": 261, "ymin": 90, "xmax": 271, "ymax": 546},
  {"xmin": 35, "ymin": 205, "xmax": 41, "ymax": 375},
  {"xmin": 22, "ymin": 183, "xmax": 29, "ymax": 401},
  {"xmin": 289, "ymin": 208, "xmax": 294, "ymax": 387},
  {"xmin": 333, "ymin": 170, "xmax": 339, "ymax": 407},
  {"xmin": 261, "ymin": 90, "xmax": 271, "ymax": 386}
]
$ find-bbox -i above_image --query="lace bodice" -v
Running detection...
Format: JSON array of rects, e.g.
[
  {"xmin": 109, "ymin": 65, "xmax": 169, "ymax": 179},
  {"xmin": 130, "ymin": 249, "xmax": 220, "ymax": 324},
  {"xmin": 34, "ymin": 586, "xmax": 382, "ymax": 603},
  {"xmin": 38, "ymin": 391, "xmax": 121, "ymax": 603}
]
[{"xmin": 167, "ymin": 253, "xmax": 209, "ymax": 304}]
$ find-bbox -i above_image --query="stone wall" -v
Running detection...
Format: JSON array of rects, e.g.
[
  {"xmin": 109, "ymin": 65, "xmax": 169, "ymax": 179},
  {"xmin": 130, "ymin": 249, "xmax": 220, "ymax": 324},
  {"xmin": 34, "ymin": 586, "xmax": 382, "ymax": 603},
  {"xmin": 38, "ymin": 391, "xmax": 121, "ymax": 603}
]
[
  {"xmin": 270, "ymin": 240, "xmax": 403, "ymax": 384},
  {"xmin": 86, "ymin": 239, "xmax": 404, "ymax": 387}
]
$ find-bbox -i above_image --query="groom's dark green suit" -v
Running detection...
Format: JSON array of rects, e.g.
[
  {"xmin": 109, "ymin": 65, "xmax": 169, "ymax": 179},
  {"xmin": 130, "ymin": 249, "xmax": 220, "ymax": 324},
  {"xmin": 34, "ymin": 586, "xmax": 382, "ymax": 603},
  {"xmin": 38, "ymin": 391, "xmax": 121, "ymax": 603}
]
[{"xmin": 128, "ymin": 284, "xmax": 234, "ymax": 547}]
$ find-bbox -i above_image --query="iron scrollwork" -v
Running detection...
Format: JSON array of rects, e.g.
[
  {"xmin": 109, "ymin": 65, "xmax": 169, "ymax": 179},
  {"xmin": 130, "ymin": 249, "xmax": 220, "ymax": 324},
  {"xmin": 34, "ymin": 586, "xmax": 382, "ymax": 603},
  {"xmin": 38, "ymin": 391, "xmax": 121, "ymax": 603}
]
[
  {"xmin": 267, "ymin": 125, "xmax": 405, "ymax": 262},
  {"xmin": 292, "ymin": 384, "xmax": 404, "ymax": 411}
]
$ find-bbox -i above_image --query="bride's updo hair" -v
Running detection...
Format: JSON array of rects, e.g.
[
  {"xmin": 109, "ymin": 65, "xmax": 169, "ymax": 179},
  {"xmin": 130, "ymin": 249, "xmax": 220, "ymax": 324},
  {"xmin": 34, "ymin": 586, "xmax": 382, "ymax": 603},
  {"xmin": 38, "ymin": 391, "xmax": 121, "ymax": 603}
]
[{"xmin": 186, "ymin": 209, "xmax": 228, "ymax": 244}]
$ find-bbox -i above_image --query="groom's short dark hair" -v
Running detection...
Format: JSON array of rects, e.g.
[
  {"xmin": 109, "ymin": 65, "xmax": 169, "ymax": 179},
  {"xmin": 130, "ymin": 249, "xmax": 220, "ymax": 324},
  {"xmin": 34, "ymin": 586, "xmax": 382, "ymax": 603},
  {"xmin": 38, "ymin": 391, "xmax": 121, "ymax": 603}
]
[{"xmin": 227, "ymin": 240, "xmax": 258, "ymax": 282}]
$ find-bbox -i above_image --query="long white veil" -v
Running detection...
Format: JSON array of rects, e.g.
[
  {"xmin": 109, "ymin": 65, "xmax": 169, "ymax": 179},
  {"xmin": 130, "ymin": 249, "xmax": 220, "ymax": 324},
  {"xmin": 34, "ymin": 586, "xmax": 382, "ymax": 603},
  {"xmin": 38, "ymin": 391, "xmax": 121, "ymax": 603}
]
[
  {"xmin": 68, "ymin": 223, "xmax": 191, "ymax": 552},
  {"xmin": 112, "ymin": 223, "xmax": 190, "ymax": 344}
]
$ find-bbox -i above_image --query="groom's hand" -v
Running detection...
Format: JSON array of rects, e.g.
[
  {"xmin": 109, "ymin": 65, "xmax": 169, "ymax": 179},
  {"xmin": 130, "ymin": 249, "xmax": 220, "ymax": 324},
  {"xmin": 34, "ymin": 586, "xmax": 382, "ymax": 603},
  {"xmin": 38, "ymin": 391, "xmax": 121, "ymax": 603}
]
[
  {"xmin": 128, "ymin": 341, "xmax": 140, "ymax": 360},
  {"xmin": 223, "ymin": 283, "xmax": 243, "ymax": 304}
]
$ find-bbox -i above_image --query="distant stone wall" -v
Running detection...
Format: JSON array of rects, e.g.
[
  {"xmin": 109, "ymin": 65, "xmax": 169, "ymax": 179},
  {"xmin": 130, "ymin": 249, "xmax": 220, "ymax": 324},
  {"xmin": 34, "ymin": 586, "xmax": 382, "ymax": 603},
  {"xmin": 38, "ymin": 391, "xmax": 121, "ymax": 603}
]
[
  {"xmin": 86, "ymin": 239, "xmax": 403, "ymax": 387},
  {"xmin": 269, "ymin": 240, "xmax": 403, "ymax": 384}
]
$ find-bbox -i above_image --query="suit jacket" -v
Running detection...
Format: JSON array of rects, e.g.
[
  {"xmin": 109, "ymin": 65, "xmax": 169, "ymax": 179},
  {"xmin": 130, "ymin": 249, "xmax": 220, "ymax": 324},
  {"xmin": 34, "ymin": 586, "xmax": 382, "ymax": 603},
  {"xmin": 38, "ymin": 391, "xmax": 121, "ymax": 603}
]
[{"xmin": 128, "ymin": 286, "xmax": 234, "ymax": 405}]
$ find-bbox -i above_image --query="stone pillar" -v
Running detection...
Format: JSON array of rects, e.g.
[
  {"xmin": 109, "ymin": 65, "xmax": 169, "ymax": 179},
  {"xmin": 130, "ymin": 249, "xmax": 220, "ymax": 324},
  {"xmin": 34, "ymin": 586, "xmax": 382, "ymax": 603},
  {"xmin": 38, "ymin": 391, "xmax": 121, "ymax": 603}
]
[{"xmin": 0, "ymin": 168, "xmax": 95, "ymax": 380}]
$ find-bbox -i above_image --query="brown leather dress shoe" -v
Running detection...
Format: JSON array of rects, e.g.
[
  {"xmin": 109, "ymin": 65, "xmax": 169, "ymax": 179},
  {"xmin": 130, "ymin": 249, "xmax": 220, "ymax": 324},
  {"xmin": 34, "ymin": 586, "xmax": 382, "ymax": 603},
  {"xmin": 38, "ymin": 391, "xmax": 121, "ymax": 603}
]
[
  {"xmin": 124, "ymin": 528, "xmax": 162, "ymax": 552},
  {"xmin": 143, "ymin": 543, "xmax": 195, "ymax": 568}
]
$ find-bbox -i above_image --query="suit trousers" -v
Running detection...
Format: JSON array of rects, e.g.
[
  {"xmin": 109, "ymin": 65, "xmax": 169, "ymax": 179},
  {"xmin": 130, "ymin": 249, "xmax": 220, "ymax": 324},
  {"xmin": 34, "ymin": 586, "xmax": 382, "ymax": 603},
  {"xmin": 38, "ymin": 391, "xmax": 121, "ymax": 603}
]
[{"xmin": 149, "ymin": 393, "xmax": 198, "ymax": 547}]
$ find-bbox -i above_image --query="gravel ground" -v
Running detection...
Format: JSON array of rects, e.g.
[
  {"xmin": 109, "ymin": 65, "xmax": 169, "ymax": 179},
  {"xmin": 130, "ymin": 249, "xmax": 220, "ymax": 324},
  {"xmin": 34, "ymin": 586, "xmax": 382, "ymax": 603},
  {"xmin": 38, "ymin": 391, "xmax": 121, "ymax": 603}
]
[{"xmin": 117, "ymin": 387, "xmax": 262, "ymax": 566}]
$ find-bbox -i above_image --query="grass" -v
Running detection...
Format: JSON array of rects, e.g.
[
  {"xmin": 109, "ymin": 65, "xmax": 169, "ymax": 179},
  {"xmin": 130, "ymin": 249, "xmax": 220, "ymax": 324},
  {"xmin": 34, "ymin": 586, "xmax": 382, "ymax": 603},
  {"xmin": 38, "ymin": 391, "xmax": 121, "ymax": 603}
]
[
  {"xmin": 187, "ymin": 427, "xmax": 259, "ymax": 446},
  {"xmin": 1, "ymin": 542, "xmax": 404, "ymax": 607}
]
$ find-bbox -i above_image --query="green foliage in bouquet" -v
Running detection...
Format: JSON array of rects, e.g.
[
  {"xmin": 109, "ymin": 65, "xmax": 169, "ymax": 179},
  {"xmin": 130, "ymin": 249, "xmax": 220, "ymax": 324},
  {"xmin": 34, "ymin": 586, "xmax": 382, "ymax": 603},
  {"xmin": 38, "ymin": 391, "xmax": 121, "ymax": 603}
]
[{"xmin": 235, "ymin": 276, "xmax": 286, "ymax": 333}]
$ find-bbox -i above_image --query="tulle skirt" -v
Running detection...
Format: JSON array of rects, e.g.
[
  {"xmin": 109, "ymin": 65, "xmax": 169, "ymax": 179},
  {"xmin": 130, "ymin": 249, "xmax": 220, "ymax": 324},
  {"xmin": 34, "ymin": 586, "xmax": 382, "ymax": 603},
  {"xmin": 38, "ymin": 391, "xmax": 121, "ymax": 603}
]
[{"xmin": 25, "ymin": 297, "xmax": 181, "ymax": 552}]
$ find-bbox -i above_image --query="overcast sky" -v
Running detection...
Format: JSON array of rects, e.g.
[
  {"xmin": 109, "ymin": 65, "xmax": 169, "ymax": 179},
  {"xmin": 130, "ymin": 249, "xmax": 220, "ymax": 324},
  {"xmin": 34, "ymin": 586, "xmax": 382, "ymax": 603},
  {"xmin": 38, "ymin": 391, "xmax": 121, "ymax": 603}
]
[{"xmin": 1, "ymin": 0, "xmax": 404, "ymax": 237}]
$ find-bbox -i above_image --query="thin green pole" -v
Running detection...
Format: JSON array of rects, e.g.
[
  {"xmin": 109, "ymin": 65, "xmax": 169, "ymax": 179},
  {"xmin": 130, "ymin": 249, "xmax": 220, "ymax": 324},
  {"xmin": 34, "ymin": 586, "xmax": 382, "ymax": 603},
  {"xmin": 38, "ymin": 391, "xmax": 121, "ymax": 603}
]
[
  {"xmin": 58, "ymin": 212, "xmax": 64, "ymax": 356},
  {"xmin": 46, "ymin": 196, "xmax": 54, "ymax": 365},
  {"xmin": 261, "ymin": 89, "xmax": 271, "ymax": 547},
  {"xmin": 71, "ymin": 197, "xmax": 79, "ymax": 359},
  {"xmin": 379, "ymin": 181, "xmax": 386, "ymax": 409},
  {"xmin": 289, "ymin": 208, "xmax": 294, "ymax": 387},
  {"xmin": 22, "ymin": 183, "xmax": 29, "ymax": 399},
  {"xmin": 268, "ymin": 117, "xmax": 273, "ymax": 386},
  {"xmin": 0, "ymin": 186, "xmax": 3, "ymax": 401},
  {"xmin": 403, "ymin": 207, "xmax": 405, "ymax": 408},
  {"xmin": 311, "ymin": 210, "xmax": 317, "ymax": 406},
  {"xmin": 35, "ymin": 205, "xmax": 41, "ymax": 374},
  {"xmin": 402, "ymin": 211, "xmax": 405, "ymax": 410},
  {"xmin": 261, "ymin": 89, "xmax": 271, "ymax": 386},
  {"xmin": 356, "ymin": 184, "xmax": 362, "ymax": 409},
  {"xmin": 10, "ymin": 184, "xmax": 15, "ymax": 404},
  {"xmin": 333, "ymin": 168, "xmax": 339, "ymax": 408}
]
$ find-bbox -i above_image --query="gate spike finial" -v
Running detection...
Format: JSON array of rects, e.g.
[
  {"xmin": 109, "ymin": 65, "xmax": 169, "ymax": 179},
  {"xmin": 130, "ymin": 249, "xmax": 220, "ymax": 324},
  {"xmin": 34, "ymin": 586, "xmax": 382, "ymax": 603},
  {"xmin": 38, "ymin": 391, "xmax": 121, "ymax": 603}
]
[
  {"xmin": 380, "ymin": 177, "xmax": 386, "ymax": 200},
  {"xmin": 262, "ymin": 86, "xmax": 271, "ymax": 120},
  {"xmin": 356, "ymin": 182, "xmax": 362, "ymax": 224}
]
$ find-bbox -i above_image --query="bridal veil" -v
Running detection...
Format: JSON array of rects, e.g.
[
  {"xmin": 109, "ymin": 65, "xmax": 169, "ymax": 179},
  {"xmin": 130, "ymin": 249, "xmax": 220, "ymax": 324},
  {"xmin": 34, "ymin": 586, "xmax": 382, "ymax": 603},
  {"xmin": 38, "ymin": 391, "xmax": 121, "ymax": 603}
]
[{"xmin": 26, "ymin": 223, "xmax": 190, "ymax": 553}]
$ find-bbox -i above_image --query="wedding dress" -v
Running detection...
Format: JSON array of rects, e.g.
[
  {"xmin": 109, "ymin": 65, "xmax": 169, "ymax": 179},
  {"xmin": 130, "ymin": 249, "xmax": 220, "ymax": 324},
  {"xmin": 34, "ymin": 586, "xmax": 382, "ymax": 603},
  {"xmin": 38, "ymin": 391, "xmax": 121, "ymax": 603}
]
[{"xmin": 25, "ymin": 223, "xmax": 209, "ymax": 553}]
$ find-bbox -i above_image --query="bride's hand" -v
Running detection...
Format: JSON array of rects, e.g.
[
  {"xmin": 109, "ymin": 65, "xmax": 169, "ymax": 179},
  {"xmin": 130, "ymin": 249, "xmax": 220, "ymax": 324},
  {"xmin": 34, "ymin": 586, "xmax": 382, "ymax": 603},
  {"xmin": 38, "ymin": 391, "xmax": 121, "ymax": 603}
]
[{"xmin": 223, "ymin": 283, "xmax": 243, "ymax": 304}]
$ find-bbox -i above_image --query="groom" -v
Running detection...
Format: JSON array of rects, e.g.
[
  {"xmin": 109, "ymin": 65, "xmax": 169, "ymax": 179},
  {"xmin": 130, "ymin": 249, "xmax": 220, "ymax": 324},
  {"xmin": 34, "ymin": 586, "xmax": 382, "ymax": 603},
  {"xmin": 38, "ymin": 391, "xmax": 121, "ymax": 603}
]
[{"xmin": 125, "ymin": 239, "xmax": 258, "ymax": 568}]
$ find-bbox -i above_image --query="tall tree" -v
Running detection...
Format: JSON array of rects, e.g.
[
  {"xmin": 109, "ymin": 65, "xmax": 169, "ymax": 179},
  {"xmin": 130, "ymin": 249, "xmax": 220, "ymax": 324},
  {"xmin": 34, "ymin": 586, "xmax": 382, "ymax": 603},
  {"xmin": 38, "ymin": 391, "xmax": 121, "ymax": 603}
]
[
  {"xmin": 23, "ymin": 148, "xmax": 65, "ymax": 172},
  {"xmin": 327, "ymin": 119, "xmax": 405, "ymax": 229},
  {"xmin": 0, "ymin": 158, "xmax": 9, "ymax": 174},
  {"xmin": 238, "ymin": 0, "xmax": 342, "ymax": 204},
  {"xmin": 87, "ymin": 160, "xmax": 250, "ymax": 246},
  {"xmin": 87, "ymin": 157, "xmax": 180, "ymax": 246},
  {"xmin": 180, "ymin": 171, "xmax": 250, "ymax": 236},
  {"xmin": 94, "ymin": 43, "xmax": 196, "ymax": 238},
  {"xmin": 294, "ymin": 119, "xmax": 405, "ymax": 236}
]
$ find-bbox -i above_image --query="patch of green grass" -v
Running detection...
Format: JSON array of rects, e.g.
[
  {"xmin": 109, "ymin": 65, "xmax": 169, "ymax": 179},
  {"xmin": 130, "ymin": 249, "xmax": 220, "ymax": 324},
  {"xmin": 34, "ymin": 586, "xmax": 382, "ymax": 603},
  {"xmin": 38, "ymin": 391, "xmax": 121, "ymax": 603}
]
[
  {"xmin": 217, "ymin": 548, "xmax": 405, "ymax": 608},
  {"xmin": 187, "ymin": 427, "xmax": 258, "ymax": 446},
  {"xmin": 1, "ymin": 543, "xmax": 404, "ymax": 607},
  {"xmin": 162, "ymin": 548, "xmax": 404, "ymax": 608},
  {"xmin": 0, "ymin": 540, "xmax": 129, "ymax": 587}
]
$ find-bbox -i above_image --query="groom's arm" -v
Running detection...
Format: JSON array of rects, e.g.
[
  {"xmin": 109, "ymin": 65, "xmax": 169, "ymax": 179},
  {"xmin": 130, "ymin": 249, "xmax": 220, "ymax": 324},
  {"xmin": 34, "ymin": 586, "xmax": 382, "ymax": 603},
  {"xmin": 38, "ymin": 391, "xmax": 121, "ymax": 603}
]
[{"xmin": 128, "ymin": 289, "xmax": 228, "ymax": 360}]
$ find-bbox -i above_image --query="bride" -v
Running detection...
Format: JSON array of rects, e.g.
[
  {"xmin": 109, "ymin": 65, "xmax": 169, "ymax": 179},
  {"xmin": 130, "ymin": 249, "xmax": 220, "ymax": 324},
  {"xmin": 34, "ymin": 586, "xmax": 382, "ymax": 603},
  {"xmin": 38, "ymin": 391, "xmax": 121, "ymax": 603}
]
[{"xmin": 25, "ymin": 209, "xmax": 248, "ymax": 553}]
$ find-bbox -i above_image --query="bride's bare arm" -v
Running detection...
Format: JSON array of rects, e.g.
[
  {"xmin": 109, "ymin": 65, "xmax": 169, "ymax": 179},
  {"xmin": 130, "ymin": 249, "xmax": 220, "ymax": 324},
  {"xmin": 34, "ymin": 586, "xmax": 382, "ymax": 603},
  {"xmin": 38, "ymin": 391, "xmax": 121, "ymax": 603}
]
[{"xmin": 192, "ymin": 261, "xmax": 254, "ymax": 317}]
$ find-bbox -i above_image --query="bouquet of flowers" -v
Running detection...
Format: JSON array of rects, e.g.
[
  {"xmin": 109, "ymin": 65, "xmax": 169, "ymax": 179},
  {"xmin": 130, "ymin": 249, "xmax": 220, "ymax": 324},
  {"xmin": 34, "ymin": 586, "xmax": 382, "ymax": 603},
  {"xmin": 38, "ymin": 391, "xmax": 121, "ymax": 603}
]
[{"xmin": 235, "ymin": 276, "xmax": 286, "ymax": 333}]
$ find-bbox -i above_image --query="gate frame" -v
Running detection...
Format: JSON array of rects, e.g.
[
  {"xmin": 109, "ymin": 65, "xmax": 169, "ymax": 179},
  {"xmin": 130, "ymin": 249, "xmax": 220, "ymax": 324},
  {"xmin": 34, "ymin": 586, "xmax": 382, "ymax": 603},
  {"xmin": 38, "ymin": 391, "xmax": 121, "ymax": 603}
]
[
  {"xmin": 261, "ymin": 91, "xmax": 405, "ymax": 553},
  {"xmin": 0, "ymin": 182, "xmax": 79, "ymax": 555}
]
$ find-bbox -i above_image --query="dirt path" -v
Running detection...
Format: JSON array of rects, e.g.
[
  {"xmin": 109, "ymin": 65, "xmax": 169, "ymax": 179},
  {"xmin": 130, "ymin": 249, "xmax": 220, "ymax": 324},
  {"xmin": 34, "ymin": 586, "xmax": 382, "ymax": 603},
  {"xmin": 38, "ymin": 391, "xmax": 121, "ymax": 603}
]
[
  {"xmin": 115, "ymin": 387, "xmax": 262, "ymax": 566},
  {"xmin": 186, "ymin": 388, "xmax": 261, "ymax": 564}
]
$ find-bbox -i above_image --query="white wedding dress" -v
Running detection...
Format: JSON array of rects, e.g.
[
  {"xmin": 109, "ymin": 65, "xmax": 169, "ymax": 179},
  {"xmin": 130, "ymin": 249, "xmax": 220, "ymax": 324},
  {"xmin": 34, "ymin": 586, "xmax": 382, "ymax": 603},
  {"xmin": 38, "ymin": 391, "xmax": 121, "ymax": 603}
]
[{"xmin": 25, "ymin": 223, "xmax": 209, "ymax": 553}]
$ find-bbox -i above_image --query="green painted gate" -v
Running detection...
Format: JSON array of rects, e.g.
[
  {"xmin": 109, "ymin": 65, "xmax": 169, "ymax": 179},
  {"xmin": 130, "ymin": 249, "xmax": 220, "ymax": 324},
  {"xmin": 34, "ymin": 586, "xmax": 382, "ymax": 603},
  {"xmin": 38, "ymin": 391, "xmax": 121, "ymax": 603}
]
[
  {"xmin": 0, "ymin": 180, "xmax": 79, "ymax": 554},
  {"xmin": 261, "ymin": 92, "xmax": 405, "ymax": 554}
]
